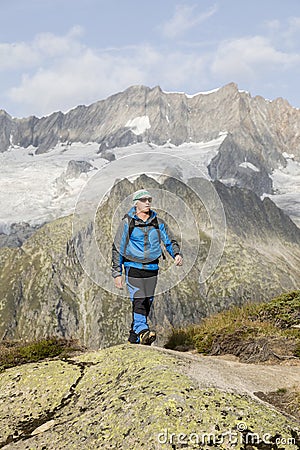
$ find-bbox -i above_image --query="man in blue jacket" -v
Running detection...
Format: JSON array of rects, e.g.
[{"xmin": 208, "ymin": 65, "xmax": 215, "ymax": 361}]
[{"xmin": 112, "ymin": 189, "xmax": 183, "ymax": 345}]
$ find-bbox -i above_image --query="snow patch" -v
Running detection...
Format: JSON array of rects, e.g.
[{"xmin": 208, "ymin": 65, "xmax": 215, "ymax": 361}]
[
  {"xmin": 125, "ymin": 116, "xmax": 151, "ymax": 135},
  {"xmin": 239, "ymin": 162, "xmax": 260, "ymax": 172},
  {"xmin": 282, "ymin": 152, "xmax": 295, "ymax": 160},
  {"xmin": 263, "ymin": 158, "xmax": 300, "ymax": 227},
  {"xmin": 162, "ymin": 87, "xmax": 221, "ymax": 98},
  {"xmin": 219, "ymin": 178, "xmax": 237, "ymax": 187},
  {"xmin": 185, "ymin": 88, "xmax": 221, "ymax": 98}
]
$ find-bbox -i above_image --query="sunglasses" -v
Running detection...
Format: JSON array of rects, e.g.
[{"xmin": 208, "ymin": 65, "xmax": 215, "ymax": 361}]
[{"xmin": 139, "ymin": 197, "xmax": 152, "ymax": 203}]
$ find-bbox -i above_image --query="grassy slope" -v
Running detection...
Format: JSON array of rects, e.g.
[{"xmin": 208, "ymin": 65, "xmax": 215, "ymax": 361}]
[{"xmin": 165, "ymin": 290, "xmax": 300, "ymax": 358}]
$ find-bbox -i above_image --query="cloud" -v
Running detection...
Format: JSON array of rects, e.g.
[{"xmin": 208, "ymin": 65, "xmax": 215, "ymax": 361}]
[
  {"xmin": 4, "ymin": 18, "xmax": 300, "ymax": 117},
  {"xmin": 4, "ymin": 27, "xmax": 147, "ymax": 116},
  {"xmin": 211, "ymin": 35, "xmax": 300, "ymax": 81},
  {"xmin": 0, "ymin": 26, "xmax": 84, "ymax": 71},
  {"xmin": 282, "ymin": 17, "xmax": 300, "ymax": 48},
  {"xmin": 33, "ymin": 26, "xmax": 84, "ymax": 57},
  {"xmin": 161, "ymin": 3, "xmax": 218, "ymax": 39},
  {"xmin": 265, "ymin": 19, "xmax": 281, "ymax": 30},
  {"xmin": 8, "ymin": 38, "xmax": 212, "ymax": 117},
  {"xmin": 8, "ymin": 48, "xmax": 145, "ymax": 116},
  {"xmin": 0, "ymin": 42, "xmax": 39, "ymax": 70}
]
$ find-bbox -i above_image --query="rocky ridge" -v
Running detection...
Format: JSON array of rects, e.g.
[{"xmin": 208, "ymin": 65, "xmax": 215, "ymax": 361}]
[{"xmin": 2, "ymin": 83, "xmax": 300, "ymax": 196}]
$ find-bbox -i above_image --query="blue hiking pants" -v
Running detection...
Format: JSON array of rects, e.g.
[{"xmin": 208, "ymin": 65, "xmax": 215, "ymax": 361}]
[{"xmin": 125, "ymin": 266, "xmax": 158, "ymax": 343}]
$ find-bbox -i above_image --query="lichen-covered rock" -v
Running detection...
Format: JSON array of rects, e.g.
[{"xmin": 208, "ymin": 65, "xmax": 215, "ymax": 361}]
[
  {"xmin": 0, "ymin": 345, "xmax": 299, "ymax": 449},
  {"xmin": 0, "ymin": 360, "xmax": 81, "ymax": 446}
]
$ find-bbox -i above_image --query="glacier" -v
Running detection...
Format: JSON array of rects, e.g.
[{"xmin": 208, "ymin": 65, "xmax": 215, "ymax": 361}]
[{"xmin": 1, "ymin": 132, "xmax": 300, "ymax": 233}]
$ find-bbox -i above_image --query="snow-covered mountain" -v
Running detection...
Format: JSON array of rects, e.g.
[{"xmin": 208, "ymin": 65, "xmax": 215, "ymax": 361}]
[{"xmin": 1, "ymin": 82, "xmax": 300, "ymax": 238}]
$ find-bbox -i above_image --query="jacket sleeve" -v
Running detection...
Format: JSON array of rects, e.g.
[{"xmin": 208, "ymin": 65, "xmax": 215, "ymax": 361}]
[
  {"xmin": 158, "ymin": 219, "xmax": 182, "ymax": 259},
  {"xmin": 111, "ymin": 219, "xmax": 128, "ymax": 278}
]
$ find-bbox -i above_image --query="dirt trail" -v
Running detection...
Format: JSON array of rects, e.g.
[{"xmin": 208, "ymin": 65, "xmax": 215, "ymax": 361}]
[{"xmin": 148, "ymin": 346, "xmax": 300, "ymax": 398}]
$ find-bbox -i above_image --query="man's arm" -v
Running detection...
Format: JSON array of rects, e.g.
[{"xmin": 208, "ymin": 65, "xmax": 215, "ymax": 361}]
[
  {"xmin": 158, "ymin": 219, "xmax": 183, "ymax": 262},
  {"xmin": 112, "ymin": 242, "xmax": 124, "ymax": 278},
  {"xmin": 111, "ymin": 220, "xmax": 128, "ymax": 280}
]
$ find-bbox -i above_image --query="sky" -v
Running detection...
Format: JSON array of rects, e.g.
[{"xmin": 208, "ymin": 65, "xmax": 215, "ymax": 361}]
[{"xmin": 1, "ymin": 0, "xmax": 300, "ymax": 118}]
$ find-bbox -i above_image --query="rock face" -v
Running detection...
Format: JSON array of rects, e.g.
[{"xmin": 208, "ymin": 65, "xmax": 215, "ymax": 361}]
[
  {"xmin": 0, "ymin": 175, "xmax": 299, "ymax": 348},
  {"xmin": 2, "ymin": 83, "xmax": 300, "ymax": 194},
  {"xmin": 0, "ymin": 345, "xmax": 298, "ymax": 449},
  {"xmin": 0, "ymin": 223, "xmax": 43, "ymax": 248},
  {"xmin": 208, "ymin": 134, "xmax": 274, "ymax": 195},
  {"xmin": 64, "ymin": 160, "xmax": 94, "ymax": 179}
]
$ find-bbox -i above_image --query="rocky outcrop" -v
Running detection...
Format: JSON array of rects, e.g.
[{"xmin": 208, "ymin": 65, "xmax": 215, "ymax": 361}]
[
  {"xmin": 0, "ymin": 345, "xmax": 299, "ymax": 449},
  {"xmin": 208, "ymin": 134, "xmax": 274, "ymax": 195},
  {"xmin": 0, "ymin": 110, "xmax": 13, "ymax": 152},
  {"xmin": 214, "ymin": 180, "xmax": 300, "ymax": 243},
  {"xmin": 0, "ymin": 223, "xmax": 43, "ymax": 248},
  {"xmin": 97, "ymin": 148, "xmax": 116, "ymax": 161},
  {"xmin": 64, "ymin": 160, "xmax": 94, "ymax": 179}
]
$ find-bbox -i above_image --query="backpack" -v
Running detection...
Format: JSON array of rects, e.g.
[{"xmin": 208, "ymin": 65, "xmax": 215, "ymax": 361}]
[{"xmin": 123, "ymin": 214, "xmax": 166, "ymax": 260}]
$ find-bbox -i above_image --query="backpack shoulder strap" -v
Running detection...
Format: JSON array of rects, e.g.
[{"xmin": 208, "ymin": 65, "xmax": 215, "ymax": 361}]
[
  {"xmin": 152, "ymin": 216, "xmax": 166, "ymax": 260},
  {"xmin": 123, "ymin": 214, "xmax": 135, "ymax": 238},
  {"xmin": 152, "ymin": 216, "xmax": 160, "ymax": 241},
  {"xmin": 122, "ymin": 214, "xmax": 135, "ymax": 250}
]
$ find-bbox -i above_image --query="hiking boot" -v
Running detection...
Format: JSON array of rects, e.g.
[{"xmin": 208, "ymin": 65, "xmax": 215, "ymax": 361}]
[
  {"xmin": 128, "ymin": 330, "xmax": 138, "ymax": 344},
  {"xmin": 139, "ymin": 329, "xmax": 156, "ymax": 345}
]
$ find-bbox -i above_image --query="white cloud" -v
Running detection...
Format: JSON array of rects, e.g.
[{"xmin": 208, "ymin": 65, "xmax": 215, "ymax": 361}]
[
  {"xmin": 0, "ymin": 26, "xmax": 84, "ymax": 71},
  {"xmin": 8, "ymin": 48, "xmax": 145, "ymax": 116},
  {"xmin": 264, "ymin": 19, "xmax": 281, "ymax": 32},
  {"xmin": 0, "ymin": 42, "xmax": 39, "ymax": 70},
  {"xmin": 286, "ymin": 17, "xmax": 300, "ymax": 35},
  {"xmin": 3, "ymin": 27, "xmax": 147, "ymax": 116},
  {"xmin": 161, "ymin": 3, "xmax": 218, "ymax": 39},
  {"xmin": 33, "ymin": 26, "xmax": 84, "ymax": 57},
  {"xmin": 282, "ymin": 17, "xmax": 300, "ymax": 48},
  {"xmin": 4, "ymin": 18, "xmax": 300, "ymax": 117},
  {"xmin": 7, "ymin": 36, "xmax": 210, "ymax": 117},
  {"xmin": 264, "ymin": 17, "xmax": 300, "ymax": 51},
  {"xmin": 211, "ymin": 36, "xmax": 300, "ymax": 80}
]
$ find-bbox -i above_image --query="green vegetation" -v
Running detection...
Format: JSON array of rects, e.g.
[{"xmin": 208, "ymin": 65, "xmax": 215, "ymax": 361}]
[
  {"xmin": 257, "ymin": 290, "xmax": 300, "ymax": 327},
  {"xmin": 0, "ymin": 337, "xmax": 84, "ymax": 372},
  {"xmin": 165, "ymin": 290, "xmax": 300, "ymax": 361}
]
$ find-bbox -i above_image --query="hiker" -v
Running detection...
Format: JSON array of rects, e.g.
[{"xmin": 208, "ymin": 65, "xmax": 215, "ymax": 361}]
[{"xmin": 111, "ymin": 189, "xmax": 183, "ymax": 345}]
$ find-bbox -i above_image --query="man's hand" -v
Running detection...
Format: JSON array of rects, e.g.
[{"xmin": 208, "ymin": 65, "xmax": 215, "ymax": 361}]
[
  {"xmin": 114, "ymin": 276, "xmax": 123, "ymax": 289},
  {"xmin": 174, "ymin": 254, "xmax": 183, "ymax": 266}
]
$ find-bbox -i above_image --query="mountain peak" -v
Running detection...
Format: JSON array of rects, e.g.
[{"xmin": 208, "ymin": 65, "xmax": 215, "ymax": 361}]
[{"xmin": 1, "ymin": 83, "xmax": 300, "ymax": 178}]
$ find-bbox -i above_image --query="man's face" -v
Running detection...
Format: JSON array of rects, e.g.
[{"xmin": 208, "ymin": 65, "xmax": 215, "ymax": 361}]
[{"xmin": 136, "ymin": 197, "xmax": 152, "ymax": 213}]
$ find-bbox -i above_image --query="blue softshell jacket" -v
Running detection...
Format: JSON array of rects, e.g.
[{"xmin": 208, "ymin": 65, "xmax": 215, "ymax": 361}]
[{"xmin": 111, "ymin": 207, "xmax": 181, "ymax": 277}]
